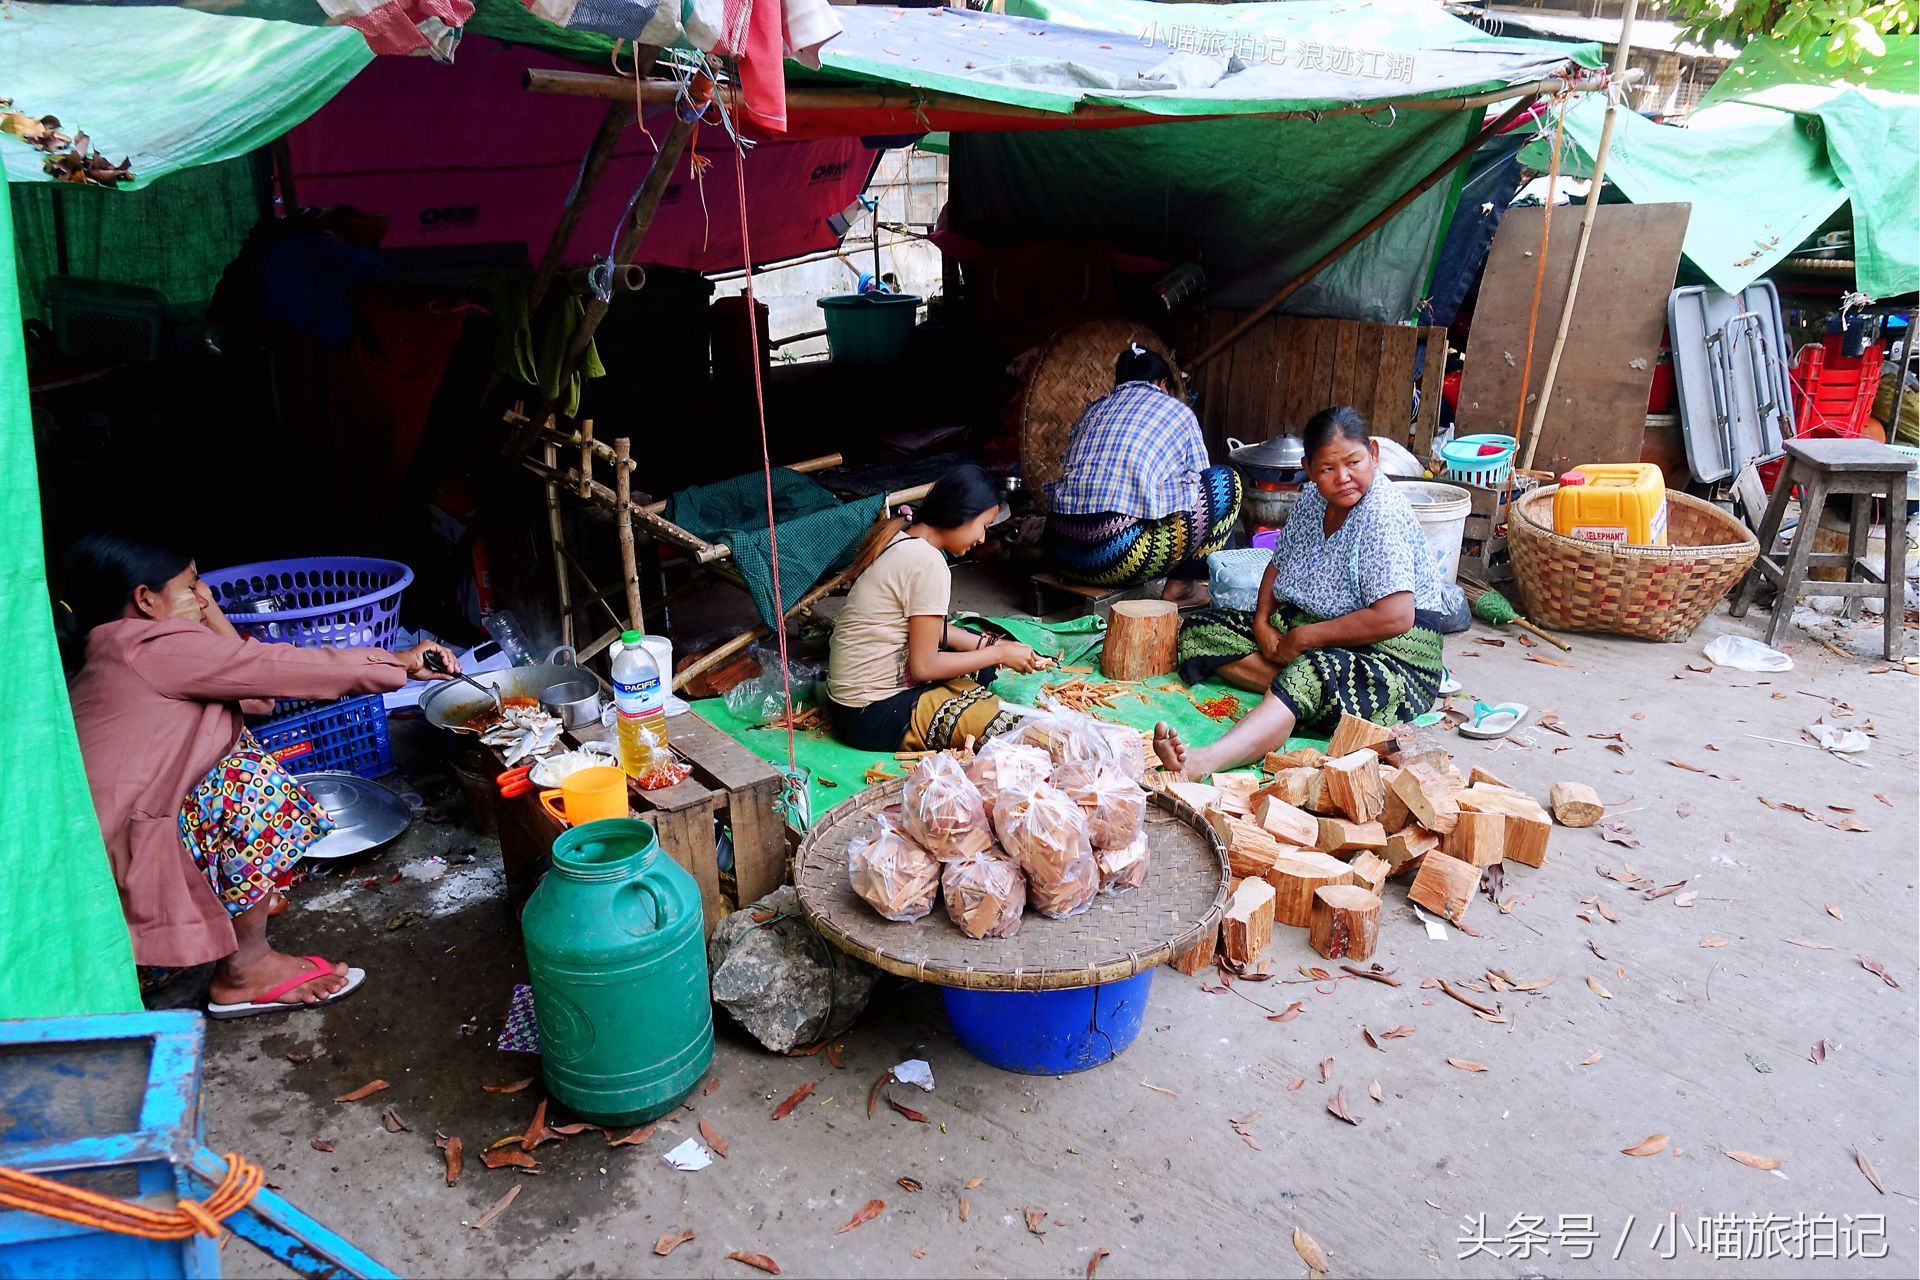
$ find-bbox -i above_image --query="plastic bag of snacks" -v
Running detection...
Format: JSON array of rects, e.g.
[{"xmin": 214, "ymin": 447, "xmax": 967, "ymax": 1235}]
[
  {"xmin": 1096, "ymin": 826, "xmax": 1150, "ymax": 895},
  {"xmin": 994, "ymin": 782, "xmax": 1098, "ymax": 919},
  {"xmin": 901, "ymin": 752, "xmax": 992, "ymax": 861},
  {"xmin": 1051, "ymin": 759, "xmax": 1147, "ymax": 851},
  {"xmin": 941, "ymin": 850, "xmax": 1026, "ymax": 939},
  {"xmin": 847, "ymin": 809, "xmax": 940, "ymax": 923},
  {"xmin": 966, "ymin": 736, "xmax": 1052, "ymax": 811}
]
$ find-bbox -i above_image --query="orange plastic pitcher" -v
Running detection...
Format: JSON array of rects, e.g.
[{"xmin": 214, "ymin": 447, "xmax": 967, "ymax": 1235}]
[{"xmin": 540, "ymin": 766, "xmax": 629, "ymax": 827}]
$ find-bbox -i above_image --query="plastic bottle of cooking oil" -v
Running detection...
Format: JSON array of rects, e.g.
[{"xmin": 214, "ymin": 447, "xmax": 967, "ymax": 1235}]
[{"xmin": 611, "ymin": 630, "xmax": 669, "ymax": 779}]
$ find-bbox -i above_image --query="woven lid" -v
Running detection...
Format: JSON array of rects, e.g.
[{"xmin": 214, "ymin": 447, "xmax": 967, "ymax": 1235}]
[{"xmin": 1019, "ymin": 319, "xmax": 1182, "ymax": 514}]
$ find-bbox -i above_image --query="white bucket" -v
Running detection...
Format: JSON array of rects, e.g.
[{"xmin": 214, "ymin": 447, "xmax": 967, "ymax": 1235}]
[
  {"xmin": 634, "ymin": 633, "xmax": 691, "ymax": 717},
  {"xmin": 1391, "ymin": 479, "xmax": 1472, "ymax": 583}
]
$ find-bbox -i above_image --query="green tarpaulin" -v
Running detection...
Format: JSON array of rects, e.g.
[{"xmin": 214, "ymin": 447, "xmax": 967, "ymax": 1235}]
[
  {"xmin": 0, "ymin": 1, "xmax": 373, "ymax": 190},
  {"xmin": 1522, "ymin": 36, "xmax": 1919, "ymax": 299},
  {"xmin": 0, "ymin": 170, "xmax": 141, "ymax": 1020}
]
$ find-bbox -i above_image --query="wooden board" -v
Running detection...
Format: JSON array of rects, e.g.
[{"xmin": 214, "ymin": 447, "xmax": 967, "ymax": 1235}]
[
  {"xmin": 1194, "ymin": 311, "xmax": 1447, "ymax": 460},
  {"xmin": 1455, "ymin": 202, "xmax": 1691, "ymax": 473}
]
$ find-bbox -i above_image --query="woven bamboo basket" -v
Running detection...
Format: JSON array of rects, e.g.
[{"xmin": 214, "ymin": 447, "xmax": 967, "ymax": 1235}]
[
  {"xmin": 792, "ymin": 777, "xmax": 1227, "ymax": 991},
  {"xmin": 1507, "ymin": 486, "xmax": 1758, "ymax": 642},
  {"xmin": 1020, "ymin": 318, "xmax": 1183, "ymax": 513}
]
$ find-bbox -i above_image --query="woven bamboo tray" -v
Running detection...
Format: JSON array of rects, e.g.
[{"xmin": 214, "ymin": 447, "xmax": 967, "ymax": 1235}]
[
  {"xmin": 792, "ymin": 777, "xmax": 1227, "ymax": 991},
  {"xmin": 1507, "ymin": 486, "xmax": 1759, "ymax": 642},
  {"xmin": 1020, "ymin": 318, "xmax": 1183, "ymax": 514}
]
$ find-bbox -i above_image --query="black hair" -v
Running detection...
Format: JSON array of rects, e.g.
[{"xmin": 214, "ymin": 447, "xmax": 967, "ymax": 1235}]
[
  {"xmin": 1302, "ymin": 405, "xmax": 1372, "ymax": 459},
  {"xmin": 61, "ymin": 531, "xmax": 192, "ymax": 633},
  {"xmin": 1113, "ymin": 344, "xmax": 1173, "ymax": 388},
  {"xmin": 915, "ymin": 464, "xmax": 1002, "ymax": 531}
]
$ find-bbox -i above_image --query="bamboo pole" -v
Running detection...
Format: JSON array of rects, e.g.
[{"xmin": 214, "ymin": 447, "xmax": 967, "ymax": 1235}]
[
  {"xmin": 543, "ymin": 440, "xmax": 574, "ymax": 650},
  {"xmin": 528, "ymin": 101, "xmax": 633, "ymax": 319},
  {"xmin": 576, "ymin": 418, "xmax": 594, "ymax": 501},
  {"xmin": 525, "ymin": 67, "xmax": 1605, "ymax": 129},
  {"xmin": 1519, "ymin": 2, "xmax": 1641, "ymax": 471},
  {"xmin": 614, "ymin": 437, "xmax": 644, "ymax": 630},
  {"xmin": 1189, "ymin": 93, "xmax": 1545, "ymax": 371}
]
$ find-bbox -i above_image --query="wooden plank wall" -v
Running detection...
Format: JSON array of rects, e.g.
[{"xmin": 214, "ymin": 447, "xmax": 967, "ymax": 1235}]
[{"xmin": 1191, "ymin": 311, "xmax": 1448, "ymax": 462}]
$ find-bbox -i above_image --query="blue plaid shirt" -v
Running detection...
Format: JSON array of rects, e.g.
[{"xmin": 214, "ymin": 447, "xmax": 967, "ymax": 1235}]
[{"xmin": 1046, "ymin": 381, "xmax": 1210, "ymax": 519}]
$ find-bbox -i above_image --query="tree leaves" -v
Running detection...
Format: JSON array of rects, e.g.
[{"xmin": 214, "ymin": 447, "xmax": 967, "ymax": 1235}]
[
  {"xmin": 700, "ymin": 1117, "xmax": 729, "ymax": 1158},
  {"xmin": 1825, "ymin": 903, "xmax": 1845, "ymax": 921},
  {"xmin": 335, "ymin": 1079, "xmax": 390, "ymax": 1103},
  {"xmin": 1580, "ymin": 1050, "xmax": 1604, "ymax": 1066},
  {"xmin": 654, "ymin": 1231, "xmax": 695, "ymax": 1256},
  {"xmin": 1267, "ymin": 1001, "xmax": 1306, "ymax": 1023},
  {"xmin": 1368, "ymin": 1080, "xmax": 1384, "ymax": 1104},
  {"xmin": 1587, "ymin": 976, "xmax": 1614, "ymax": 999},
  {"xmin": 1087, "ymin": 1247, "xmax": 1112, "ymax": 1279},
  {"xmin": 1855, "ymin": 1147, "xmax": 1885, "ymax": 1194},
  {"xmin": 1327, "ymin": 1087, "xmax": 1362, "ymax": 1126},
  {"xmin": 1621, "ymin": 1134, "xmax": 1669, "ymax": 1157},
  {"xmin": 887, "ymin": 1096, "xmax": 930, "ymax": 1124},
  {"xmin": 483, "ymin": 1077, "xmax": 534, "ymax": 1094},
  {"xmin": 1700, "ymin": 936, "xmax": 1728, "ymax": 948},
  {"xmin": 438, "ymin": 1134, "xmax": 462, "ymax": 1185},
  {"xmin": 1724, "ymin": 1150, "xmax": 1782, "ymax": 1170},
  {"xmin": 1319, "ymin": 1057, "xmax": 1334, "ymax": 1082},
  {"xmin": 1293, "ymin": 1226, "xmax": 1329, "ymax": 1277},
  {"xmin": 310, "ymin": 1138, "xmax": 335, "ymax": 1153},
  {"xmin": 1024, "ymin": 1207, "xmax": 1048, "ymax": 1236},
  {"xmin": 771, "ymin": 1082, "xmax": 815, "ymax": 1120},
  {"xmin": 837, "ymin": 1200, "xmax": 885, "ymax": 1233},
  {"xmin": 897, "ymin": 1177, "xmax": 923, "ymax": 1193},
  {"xmin": 1446, "ymin": 1058, "xmax": 1488, "ymax": 1073},
  {"xmin": 727, "ymin": 1251, "xmax": 780, "ymax": 1274},
  {"xmin": 1860, "ymin": 955, "xmax": 1900, "ymax": 988}
]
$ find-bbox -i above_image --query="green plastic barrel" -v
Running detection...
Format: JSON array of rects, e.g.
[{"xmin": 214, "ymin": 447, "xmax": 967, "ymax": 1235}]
[
  {"xmin": 522, "ymin": 818, "xmax": 714, "ymax": 1124},
  {"xmin": 818, "ymin": 293, "xmax": 921, "ymax": 365}
]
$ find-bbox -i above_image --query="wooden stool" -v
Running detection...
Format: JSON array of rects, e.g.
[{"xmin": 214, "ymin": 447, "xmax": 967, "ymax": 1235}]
[{"xmin": 1730, "ymin": 439, "xmax": 1914, "ymax": 659}]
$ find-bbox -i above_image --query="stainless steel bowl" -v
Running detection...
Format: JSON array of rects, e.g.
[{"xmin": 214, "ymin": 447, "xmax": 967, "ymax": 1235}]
[
  {"xmin": 540, "ymin": 677, "xmax": 603, "ymax": 729},
  {"xmin": 300, "ymin": 773, "xmax": 412, "ymax": 859}
]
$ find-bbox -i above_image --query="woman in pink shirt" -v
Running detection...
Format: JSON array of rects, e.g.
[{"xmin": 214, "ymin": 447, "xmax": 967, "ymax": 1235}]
[{"xmin": 64, "ymin": 533, "xmax": 458, "ymax": 1017}]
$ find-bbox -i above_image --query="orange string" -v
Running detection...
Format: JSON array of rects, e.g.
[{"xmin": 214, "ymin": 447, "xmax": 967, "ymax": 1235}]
[
  {"xmin": 0, "ymin": 1153, "xmax": 264, "ymax": 1241},
  {"xmin": 1512, "ymin": 95, "xmax": 1569, "ymax": 440}
]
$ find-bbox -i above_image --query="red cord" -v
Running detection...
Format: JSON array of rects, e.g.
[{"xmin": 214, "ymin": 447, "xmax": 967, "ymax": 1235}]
[{"xmin": 732, "ymin": 133, "xmax": 801, "ymax": 793}]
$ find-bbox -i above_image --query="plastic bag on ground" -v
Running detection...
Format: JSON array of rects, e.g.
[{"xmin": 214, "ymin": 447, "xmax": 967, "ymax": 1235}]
[
  {"xmin": 966, "ymin": 736, "xmax": 1052, "ymax": 810},
  {"xmin": 1096, "ymin": 825, "xmax": 1150, "ymax": 895},
  {"xmin": 1703, "ymin": 634, "xmax": 1794, "ymax": 672},
  {"xmin": 901, "ymin": 752, "xmax": 992, "ymax": 861},
  {"xmin": 994, "ymin": 781, "xmax": 1098, "ymax": 919},
  {"xmin": 941, "ymin": 850, "xmax": 1025, "ymax": 939},
  {"xmin": 847, "ymin": 808, "xmax": 940, "ymax": 923},
  {"xmin": 1018, "ymin": 703, "xmax": 1138, "ymax": 778},
  {"xmin": 1050, "ymin": 759, "xmax": 1147, "ymax": 851}
]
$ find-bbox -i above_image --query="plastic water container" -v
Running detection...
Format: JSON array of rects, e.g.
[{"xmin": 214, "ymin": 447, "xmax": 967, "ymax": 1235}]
[
  {"xmin": 1206, "ymin": 548, "xmax": 1270, "ymax": 611},
  {"xmin": 940, "ymin": 970, "xmax": 1154, "ymax": 1074},
  {"xmin": 1552, "ymin": 463, "xmax": 1668, "ymax": 545},
  {"xmin": 611, "ymin": 630, "xmax": 669, "ymax": 778},
  {"xmin": 818, "ymin": 293, "xmax": 920, "ymax": 365},
  {"xmin": 521, "ymin": 819, "xmax": 715, "ymax": 1124},
  {"xmin": 1390, "ymin": 479, "xmax": 1472, "ymax": 583}
]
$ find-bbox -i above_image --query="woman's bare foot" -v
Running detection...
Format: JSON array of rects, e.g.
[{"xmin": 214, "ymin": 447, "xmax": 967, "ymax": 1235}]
[
  {"xmin": 1160, "ymin": 579, "xmax": 1209, "ymax": 606},
  {"xmin": 209, "ymin": 950, "xmax": 348, "ymax": 1007},
  {"xmin": 1152, "ymin": 721, "xmax": 1196, "ymax": 778}
]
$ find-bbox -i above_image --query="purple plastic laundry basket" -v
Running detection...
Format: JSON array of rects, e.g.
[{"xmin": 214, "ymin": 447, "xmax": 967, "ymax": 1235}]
[{"xmin": 200, "ymin": 557, "xmax": 413, "ymax": 650}]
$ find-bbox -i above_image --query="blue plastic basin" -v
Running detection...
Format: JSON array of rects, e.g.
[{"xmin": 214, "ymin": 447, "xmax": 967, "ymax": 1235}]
[{"xmin": 940, "ymin": 969, "xmax": 1154, "ymax": 1074}]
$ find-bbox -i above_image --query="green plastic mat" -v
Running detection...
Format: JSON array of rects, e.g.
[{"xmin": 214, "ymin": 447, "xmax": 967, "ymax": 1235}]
[{"xmin": 0, "ymin": 170, "xmax": 140, "ymax": 1018}]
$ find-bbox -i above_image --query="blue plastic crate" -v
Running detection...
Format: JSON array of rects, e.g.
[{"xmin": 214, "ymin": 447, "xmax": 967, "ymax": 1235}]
[{"xmin": 250, "ymin": 694, "xmax": 393, "ymax": 778}]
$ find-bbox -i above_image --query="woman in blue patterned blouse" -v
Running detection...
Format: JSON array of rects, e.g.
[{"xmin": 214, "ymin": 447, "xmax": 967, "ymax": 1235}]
[
  {"xmin": 1043, "ymin": 345, "xmax": 1241, "ymax": 603},
  {"xmin": 1155, "ymin": 406, "xmax": 1447, "ymax": 777}
]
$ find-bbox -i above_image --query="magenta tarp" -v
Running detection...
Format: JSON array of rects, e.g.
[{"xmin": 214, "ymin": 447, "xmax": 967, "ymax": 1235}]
[{"xmin": 284, "ymin": 39, "xmax": 881, "ymax": 272}]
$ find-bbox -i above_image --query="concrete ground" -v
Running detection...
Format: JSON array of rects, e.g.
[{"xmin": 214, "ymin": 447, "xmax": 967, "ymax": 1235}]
[{"xmin": 196, "ymin": 565, "xmax": 1919, "ymax": 1279}]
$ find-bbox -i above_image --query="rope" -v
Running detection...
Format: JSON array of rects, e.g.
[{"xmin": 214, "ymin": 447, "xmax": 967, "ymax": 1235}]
[
  {"xmin": 0, "ymin": 1153, "xmax": 264, "ymax": 1241},
  {"xmin": 731, "ymin": 107, "xmax": 805, "ymax": 827},
  {"xmin": 1500, "ymin": 94, "xmax": 1569, "ymax": 517}
]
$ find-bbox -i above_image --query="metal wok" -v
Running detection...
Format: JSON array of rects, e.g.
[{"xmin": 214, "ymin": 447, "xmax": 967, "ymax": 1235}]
[{"xmin": 420, "ymin": 651, "xmax": 600, "ymax": 733}]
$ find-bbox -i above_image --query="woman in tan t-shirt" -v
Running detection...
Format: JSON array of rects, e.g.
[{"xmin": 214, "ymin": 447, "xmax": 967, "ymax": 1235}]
[{"xmin": 826, "ymin": 466, "xmax": 1047, "ymax": 752}]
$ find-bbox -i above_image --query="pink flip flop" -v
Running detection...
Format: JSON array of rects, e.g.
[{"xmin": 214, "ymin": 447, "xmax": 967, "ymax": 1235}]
[{"xmin": 206, "ymin": 955, "xmax": 366, "ymax": 1019}]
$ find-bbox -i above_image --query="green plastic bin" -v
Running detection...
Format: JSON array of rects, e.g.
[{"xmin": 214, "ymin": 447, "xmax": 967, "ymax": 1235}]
[{"xmin": 818, "ymin": 293, "xmax": 921, "ymax": 366}]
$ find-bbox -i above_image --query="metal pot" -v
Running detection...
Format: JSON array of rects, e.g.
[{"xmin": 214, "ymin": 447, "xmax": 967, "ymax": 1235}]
[
  {"xmin": 1241, "ymin": 484, "xmax": 1302, "ymax": 533},
  {"xmin": 1227, "ymin": 435, "xmax": 1306, "ymax": 486},
  {"xmin": 421, "ymin": 647, "xmax": 601, "ymax": 733},
  {"xmin": 540, "ymin": 677, "xmax": 604, "ymax": 729}
]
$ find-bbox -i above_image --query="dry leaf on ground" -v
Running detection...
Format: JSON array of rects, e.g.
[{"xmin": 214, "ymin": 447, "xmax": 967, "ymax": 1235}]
[
  {"xmin": 654, "ymin": 1231, "xmax": 695, "ymax": 1256},
  {"xmin": 1287, "ymin": 1078, "xmax": 1306, "ymax": 1091},
  {"xmin": 771, "ymin": 1082, "xmax": 815, "ymax": 1120},
  {"xmin": 1580, "ymin": 1050, "xmax": 1604, "ymax": 1066},
  {"xmin": 483, "ymin": 1078, "xmax": 533, "ymax": 1094},
  {"xmin": 1319, "ymin": 1057, "xmax": 1334, "ymax": 1082},
  {"xmin": 700, "ymin": 1117, "xmax": 729, "ymax": 1157},
  {"xmin": 958, "ymin": 1196, "xmax": 970, "ymax": 1222},
  {"xmin": 1447, "ymin": 1058, "xmax": 1488, "ymax": 1073},
  {"xmin": 1087, "ymin": 1246, "xmax": 1112, "ymax": 1279},
  {"xmin": 335, "ymin": 1079, "xmax": 389, "ymax": 1103},
  {"xmin": 727, "ymin": 1252, "xmax": 780, "ymax": 1275},
  {"xmin": 1362, "ymin": 1028, "xmax": 1382, "ymax": 1052},
  {"xmin": 1368, "ymin": 1080, "xmax": 1383, "ymax": 1103},
  {"xmin": 1268, "ymin": 1001, "xmax": 1306, "ymax": 1023},
  {"xmin": 965, "ymin": 1177, "xmax": 983, "ymax": 1189},
  {"xmin": 1724, "ymin": 1150, "xmax": 1782, "ymax": 1170},
  {"xmin": 381, "ymin": 1106, "xmax": 410, "ymax": 1134},
  {"xmin": 1293, "ymin": 1225, "xmax": 1330, "ymax": 1276},
  {"xmin": 1587, "ymin": 977, "xmax": 1614, "ymax": 999},
  {"xmin": 310, "ymin": 1138, "xmax": 335, "ymax": 1153},
  {"xmin": 471, "ymin": 1184, "xmax": 521, "ymax": 1230},
  {"xmin": 1784, "ymin": 937, "xmax": 1835, "ymax": 950},
  {"xmin": 1855, "ymin": 1148, "xmax": 1885, "ymax": 1194},
  {"xmin": 1621, "ymin": 1134, "xmax": 1669, "ymax": 1156},
  {"xmin": 887, "ymin": 1097, "xmax": 930, "ymax": 1124},
  {"xmin": 442, "ymin": 1135, "xmax": 463, "ymax": 1185},
  {"xmin": 1381, "ymin": 1025, "xmax": 1417, "ymax": 1039},
  {"xmin": 1024, "ymin": 1207, "xmax": 1047, "ymax": 1236},
  {"xmin": 897, "ymin": 1177, "xmax": 922, "ymax": 1193},
  {"xmin": 1701, "ymin": 936, "xmax": 1727, "ymax": 948},
  {"xmin": 1810, "ymin": 1040, "xmax": 1828, "ymax": 1065},
  {"xmin": 1860, "ymin": 956, "xmax": 1901, "ymax": 988},
  {"xmin": 481, "ymin": 1148, "xmax": 537, "ymax": 1170},
  {"xmin": 1327, "ymin": 1088, "xmax": 1362, "ymax": 1126},
  {"xmin": 826, "ymin": 1043, "xmax": 846, "ymax": 1070},
  {"xmin": 837, "ymin": 1200, "xmax": 885, "ymax": 1233},
  {"xmin": 1826, "ymin": 904, "xmax": 1845, "ymax": 921},
  {"xmin": 607, "ymin": 1124, "xmax": 656, "ymax": 1147}
]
